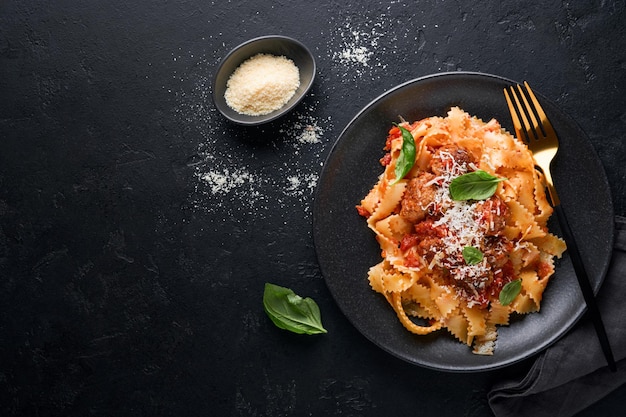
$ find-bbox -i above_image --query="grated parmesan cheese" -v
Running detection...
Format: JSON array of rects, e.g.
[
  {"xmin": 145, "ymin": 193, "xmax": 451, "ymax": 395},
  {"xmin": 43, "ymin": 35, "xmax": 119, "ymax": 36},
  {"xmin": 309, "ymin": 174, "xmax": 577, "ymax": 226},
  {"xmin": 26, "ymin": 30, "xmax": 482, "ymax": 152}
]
[
  {"xmin": 224, "ymin": 53, "xmax": 300, "ymax": 116},
  {"xmin": 426, "ymin": 150, "xmax": 496, "ymax": 301}
]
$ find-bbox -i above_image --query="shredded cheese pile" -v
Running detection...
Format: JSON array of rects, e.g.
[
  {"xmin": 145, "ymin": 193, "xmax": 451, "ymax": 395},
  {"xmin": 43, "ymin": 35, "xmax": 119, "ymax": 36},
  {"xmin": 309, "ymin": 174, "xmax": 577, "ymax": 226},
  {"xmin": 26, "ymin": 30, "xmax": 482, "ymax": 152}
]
[{"xmin": 427, "ymin": 151, "xmax": 493, "ymax": 301}]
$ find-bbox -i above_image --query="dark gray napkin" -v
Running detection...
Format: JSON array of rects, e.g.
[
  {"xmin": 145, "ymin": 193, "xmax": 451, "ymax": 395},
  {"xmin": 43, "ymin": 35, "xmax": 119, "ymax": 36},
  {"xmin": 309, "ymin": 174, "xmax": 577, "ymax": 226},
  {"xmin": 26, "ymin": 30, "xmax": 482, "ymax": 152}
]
[{"xmin": 488, "ymin": 216, "xmax": 626, "ymax": 417}]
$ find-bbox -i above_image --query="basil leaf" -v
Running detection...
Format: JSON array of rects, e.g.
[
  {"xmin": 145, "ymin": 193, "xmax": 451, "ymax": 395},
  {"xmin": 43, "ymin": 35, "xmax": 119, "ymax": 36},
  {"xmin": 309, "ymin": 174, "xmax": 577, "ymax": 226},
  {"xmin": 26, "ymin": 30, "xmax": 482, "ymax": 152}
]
[
  {"xmin": 499, "ymin": 279, "xmax": 522, "ymax": 306},
  {"xmin": 462, "ymin": 246, "xmax": 483, "ymax": 265},
  {"xmin": 263, "ymin": 283, "xmax": 327, "ymax": 335},
  {"xmin": 392, "ymin": 125, "xmax": 416, "ymax": 184},
  {"xmin": 449, "ymin": 170, "xmax": 505, "ymax": 201}
]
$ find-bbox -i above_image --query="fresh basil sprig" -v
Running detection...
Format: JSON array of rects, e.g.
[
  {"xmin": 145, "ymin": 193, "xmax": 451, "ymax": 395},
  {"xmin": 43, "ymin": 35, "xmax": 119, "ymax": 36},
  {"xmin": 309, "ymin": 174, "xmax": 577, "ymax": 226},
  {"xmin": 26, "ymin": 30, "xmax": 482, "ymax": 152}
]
[
  {"xmin": 462, "ymin": 246, "xmax": 483, "ymax": 265},
  {"xmin": 263, "ymin": 283, "xmax": 327, "ymax": 335},
  {"xmin": 392, "ymin": 125, "xmax": 416, "ymax": 184},
  {"xmin": 499, "ymin": 279, "xmax": 522, "ymax": 306},
  {"xmin": 449, "ymin": 170, "xmax": 505, "ymax": 201}
]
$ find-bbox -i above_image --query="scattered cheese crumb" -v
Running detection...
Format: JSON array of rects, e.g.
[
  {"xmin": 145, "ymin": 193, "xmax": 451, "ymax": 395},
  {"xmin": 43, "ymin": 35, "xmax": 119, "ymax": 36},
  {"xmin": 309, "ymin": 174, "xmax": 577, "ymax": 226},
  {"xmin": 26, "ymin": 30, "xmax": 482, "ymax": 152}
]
[{"xmin": 200, "ymin": 168, "xmax": 254, "ymax": 194}]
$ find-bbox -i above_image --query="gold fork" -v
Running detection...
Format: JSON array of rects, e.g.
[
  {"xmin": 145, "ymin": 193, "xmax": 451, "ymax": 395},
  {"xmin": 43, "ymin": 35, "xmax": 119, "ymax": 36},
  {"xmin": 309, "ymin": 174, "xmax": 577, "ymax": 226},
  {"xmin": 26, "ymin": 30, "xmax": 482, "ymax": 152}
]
[{"xmin": 504, "ymin": 82, "xmax": 616, "ymax": 372}]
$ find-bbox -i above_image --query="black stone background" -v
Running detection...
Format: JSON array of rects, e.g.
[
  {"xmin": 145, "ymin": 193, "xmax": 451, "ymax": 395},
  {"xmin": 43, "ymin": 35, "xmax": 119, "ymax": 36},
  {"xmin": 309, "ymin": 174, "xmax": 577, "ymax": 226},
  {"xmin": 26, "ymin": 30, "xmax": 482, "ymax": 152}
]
[{"xmin": 1, "ymin": 1, "xmax": 625, "ymax": 416}]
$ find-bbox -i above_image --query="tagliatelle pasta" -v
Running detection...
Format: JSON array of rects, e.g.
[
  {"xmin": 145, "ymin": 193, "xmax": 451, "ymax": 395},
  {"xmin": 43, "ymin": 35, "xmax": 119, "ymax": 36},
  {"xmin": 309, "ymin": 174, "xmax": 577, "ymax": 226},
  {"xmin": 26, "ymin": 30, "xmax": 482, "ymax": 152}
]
[{"xmin": 356, "ymin": 107, "xmax": 566, "ymax": 355}]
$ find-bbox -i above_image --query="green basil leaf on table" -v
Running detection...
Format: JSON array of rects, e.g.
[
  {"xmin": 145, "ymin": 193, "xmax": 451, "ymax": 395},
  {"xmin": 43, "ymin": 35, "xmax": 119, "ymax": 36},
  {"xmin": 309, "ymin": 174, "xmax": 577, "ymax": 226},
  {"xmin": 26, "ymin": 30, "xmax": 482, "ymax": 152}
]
[
  {"xmin": 499, "ymin": 279, "xmax": 522, "ymax": 306},
  {"xmin": 392, "ymin": 125, "xmax": 416, "ymax": 184},
  {"xmin": 462, "ymin": 246, "xmax": 484, "ymax": 265},
  {"xmin": 263, "ymin": 283, "xmax": 327, "ymax": 335},
  {"xmin": 449, "ymin": 170, "xmax": 505, "ymax": 201}
]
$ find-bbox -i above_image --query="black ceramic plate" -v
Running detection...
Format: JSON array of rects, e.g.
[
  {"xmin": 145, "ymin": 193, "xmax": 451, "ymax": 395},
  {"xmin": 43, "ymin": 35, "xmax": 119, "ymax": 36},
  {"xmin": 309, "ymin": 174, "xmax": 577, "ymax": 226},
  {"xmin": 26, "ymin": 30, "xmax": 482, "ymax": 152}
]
[{"xmin": 313, "ymin": 72, "xmax": 614, "ymax": 372}]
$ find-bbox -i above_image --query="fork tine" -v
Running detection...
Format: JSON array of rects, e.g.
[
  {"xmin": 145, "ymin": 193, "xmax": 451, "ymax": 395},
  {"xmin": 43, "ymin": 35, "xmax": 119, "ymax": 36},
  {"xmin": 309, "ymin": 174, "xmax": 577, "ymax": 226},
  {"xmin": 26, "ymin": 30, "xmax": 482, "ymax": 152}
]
[
  {"xmin": 505, "ymin": 85, "xmax": 535, "ymax": 142},
  {"xmin": 503, "ymin": 88, "xmax": 524, "ymax": 141},
  {"xmin": 523, "ymin": 81, "xmax": 558, "ymax": 139},
  {"xmin": 516, "ymin": 84, "xmax": 541, "ymax": 140}
]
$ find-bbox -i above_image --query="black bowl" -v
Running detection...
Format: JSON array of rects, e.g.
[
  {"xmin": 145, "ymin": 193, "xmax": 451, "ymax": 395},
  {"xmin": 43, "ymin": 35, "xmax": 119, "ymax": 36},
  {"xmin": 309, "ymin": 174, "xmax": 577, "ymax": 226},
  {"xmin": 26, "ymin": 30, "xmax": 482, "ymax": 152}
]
[{"xmin": 212, "ymin": 35, "xmax": 316, "ymax": 125}]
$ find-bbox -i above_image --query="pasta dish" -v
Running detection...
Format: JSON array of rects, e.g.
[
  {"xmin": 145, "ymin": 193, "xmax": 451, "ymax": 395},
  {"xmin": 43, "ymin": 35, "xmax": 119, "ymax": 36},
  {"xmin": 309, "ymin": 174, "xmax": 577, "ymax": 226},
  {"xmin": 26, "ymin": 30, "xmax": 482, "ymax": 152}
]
[{"xmin": 356, "ymin": 107, "xmax": 566, "ymax": 355}]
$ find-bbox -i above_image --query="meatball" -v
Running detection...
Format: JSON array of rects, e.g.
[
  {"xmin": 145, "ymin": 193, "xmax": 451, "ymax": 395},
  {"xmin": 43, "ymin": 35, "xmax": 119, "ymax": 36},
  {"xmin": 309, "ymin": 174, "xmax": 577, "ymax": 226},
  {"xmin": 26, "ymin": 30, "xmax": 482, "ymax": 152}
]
[
  {"xmin": 431, "ymin": 145, "xmax": 474, "ymax": 175},
  {"xmin": 476, "ymin": 195, "xmax": 509, "ymax": 236},
  {"xmin": 400, "ymin": 172, "xmax": 437, "ymax": 223}
]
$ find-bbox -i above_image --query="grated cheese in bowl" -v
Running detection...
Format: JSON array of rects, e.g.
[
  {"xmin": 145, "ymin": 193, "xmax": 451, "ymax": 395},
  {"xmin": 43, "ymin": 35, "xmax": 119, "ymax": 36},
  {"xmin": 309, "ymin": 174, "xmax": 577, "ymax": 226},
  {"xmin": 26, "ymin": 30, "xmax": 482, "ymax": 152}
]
[{"xmin": 225, "ymin": 53, "xmax": 300, "ymax": 116}]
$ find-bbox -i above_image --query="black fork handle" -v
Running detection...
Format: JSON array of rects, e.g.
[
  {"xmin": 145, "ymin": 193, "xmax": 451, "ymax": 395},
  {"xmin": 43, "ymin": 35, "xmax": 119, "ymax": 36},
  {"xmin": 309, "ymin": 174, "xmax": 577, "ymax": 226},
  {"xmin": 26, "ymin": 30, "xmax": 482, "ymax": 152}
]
[{"xmin": 554, "ymin": 204, "xmax": 617, "ymax": 372}]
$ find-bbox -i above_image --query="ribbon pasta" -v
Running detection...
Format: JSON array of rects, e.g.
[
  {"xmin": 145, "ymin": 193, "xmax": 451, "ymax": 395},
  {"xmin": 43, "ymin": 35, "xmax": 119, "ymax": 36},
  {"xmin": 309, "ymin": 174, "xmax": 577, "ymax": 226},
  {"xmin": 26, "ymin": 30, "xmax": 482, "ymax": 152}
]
[{"xmin": 356, "ymin": 107, "xmax": 566, "ymax": 355}]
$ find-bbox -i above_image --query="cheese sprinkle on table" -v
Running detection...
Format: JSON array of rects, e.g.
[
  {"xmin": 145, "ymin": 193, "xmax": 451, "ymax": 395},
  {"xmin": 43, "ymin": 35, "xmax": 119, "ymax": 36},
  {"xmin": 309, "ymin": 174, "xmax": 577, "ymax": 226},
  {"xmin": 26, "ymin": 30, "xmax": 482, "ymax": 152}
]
[{"xmin": 224, "ymin": 53, "xmax": 300, "ymax": 116}]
